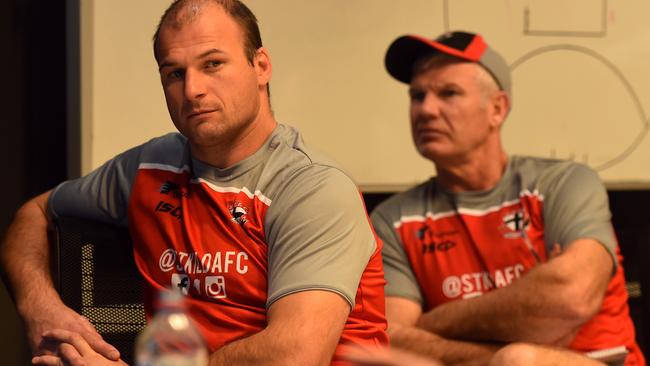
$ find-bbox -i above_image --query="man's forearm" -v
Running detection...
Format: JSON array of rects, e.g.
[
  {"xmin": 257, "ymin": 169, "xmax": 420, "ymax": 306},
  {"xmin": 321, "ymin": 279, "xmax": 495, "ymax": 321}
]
[
  {"xmin": 0, "ymin": 192, "xmax": 62, "ymax": 314},
  {"xmin": 417, "ymin": 240, "xmax": 611, "ymax": 345},
  {"xmin": 1, "ymin": 192, "xmax": 122, "ymax": 359},
  {"xmin": 418, "ymin": 285, "xmax": 578, "ymax": 346},
  {"xmin": 209, "ymin": 323, "xmax": 336, "ymax": 366},
  {"xmin": 209, "ymin": 330, "xmax": 299, "ymax": 366},
  {"xmin": 390, "ymin": 325, "xmax": 498, "ymax": 366},
  {"xmin": 209, "ymin": 291, "xmax": 346, "ymax": 366}
]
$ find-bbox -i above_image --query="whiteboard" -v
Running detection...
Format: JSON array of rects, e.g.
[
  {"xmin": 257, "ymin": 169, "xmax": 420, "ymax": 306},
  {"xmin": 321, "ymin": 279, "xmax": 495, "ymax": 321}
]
[{"xmin": 82, "ymin": 0, "xmax": 650, "ymax": 191}]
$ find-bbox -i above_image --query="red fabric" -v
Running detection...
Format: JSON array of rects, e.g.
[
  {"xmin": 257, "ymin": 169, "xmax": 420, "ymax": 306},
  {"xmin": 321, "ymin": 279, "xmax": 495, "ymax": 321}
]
[
  {"xmin": 129, "ymin": 167, "xmax": 387, "ymax": 362},
  {"xmin": 396, "ymin": 194, "xmax": 643, "ymax": 366}
]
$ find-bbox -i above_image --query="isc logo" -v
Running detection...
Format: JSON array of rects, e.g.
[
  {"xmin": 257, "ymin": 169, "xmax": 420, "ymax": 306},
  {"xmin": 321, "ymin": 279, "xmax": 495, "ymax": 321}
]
[{"xmin": 155, "ymin": 200, "xmax": 182, "ymax": 220}]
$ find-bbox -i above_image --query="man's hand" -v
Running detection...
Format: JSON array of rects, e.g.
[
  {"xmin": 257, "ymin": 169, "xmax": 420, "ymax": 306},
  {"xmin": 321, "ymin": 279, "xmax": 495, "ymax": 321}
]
[
  {"xmin": 0, "ymin": 191, "xmax": 119, "ymax": 361},
  {"xmin": 386, "ymin": 297, "xmax": 498, "ymax": 366},
  {"xmin": 24, "ymin": 300, "xmax": 120, "ymax": 361},
  {"xmin": 345, "ymin": 345, "xmax": 443, "ymax": 366},
  {"xmin": 32, "ymin": 329, "xmax": 127, "ymax": 366},
  {"xmin": 488, "ymin": 343, "xmax": 607, "ymax": 366}
]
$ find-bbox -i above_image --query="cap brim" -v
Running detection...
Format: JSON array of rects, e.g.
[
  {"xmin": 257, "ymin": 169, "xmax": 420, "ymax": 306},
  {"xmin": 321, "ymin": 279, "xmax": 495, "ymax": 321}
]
[
  {"xmin": 385, "ymin": 36, "xmax": 435, "ymax": 83},
  {"xmin": 385, "ymin": 34, "xmax": 484, "ymax": 84}
]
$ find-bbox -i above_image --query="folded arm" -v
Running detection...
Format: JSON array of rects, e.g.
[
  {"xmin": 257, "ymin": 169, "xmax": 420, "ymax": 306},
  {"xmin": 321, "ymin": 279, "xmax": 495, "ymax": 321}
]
[
  {"xmin": 387, "ymin": 296, "xmax": 499, "ymax": 366},
  {"xmin": 33, "ymin": 289, "xmax": 350, "ymax": 366},
  {"xmin": 417, "ymin": 238, "xmax": 613, "ymax": 345},
  {"xmin": 210, "ymin": 289, "xmax": 350, "ymax": 366},
  {"xmin": 0, "ymin": 191, "xmax": 119, "ymax": 360}
]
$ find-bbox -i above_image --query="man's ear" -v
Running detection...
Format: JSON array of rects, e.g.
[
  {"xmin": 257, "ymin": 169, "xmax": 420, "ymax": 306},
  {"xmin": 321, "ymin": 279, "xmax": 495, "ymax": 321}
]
[
  {"xmin": 490, "ymin": 91, "xmax": 510, "ymax": 129},
  {"xmin": 254, "ymin": 47, "xmax": 272, "ymax": 87}
]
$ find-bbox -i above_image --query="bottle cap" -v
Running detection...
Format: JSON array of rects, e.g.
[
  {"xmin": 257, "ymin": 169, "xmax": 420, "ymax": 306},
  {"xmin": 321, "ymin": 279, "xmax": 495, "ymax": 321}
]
[{"xmin": 155, "ymin": 287, "xmax": 185, "ymax": 311}]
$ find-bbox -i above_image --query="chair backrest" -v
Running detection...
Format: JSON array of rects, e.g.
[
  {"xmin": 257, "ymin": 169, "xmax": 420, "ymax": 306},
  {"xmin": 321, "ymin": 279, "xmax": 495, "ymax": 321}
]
[{"xmin": 52, "ymin": 216, "xmax": 146, "ymax": 365}]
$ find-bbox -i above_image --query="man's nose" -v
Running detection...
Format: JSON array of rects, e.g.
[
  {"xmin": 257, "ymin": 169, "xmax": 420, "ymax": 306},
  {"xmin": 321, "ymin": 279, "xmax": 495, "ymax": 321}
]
[
  {"xmin": 184, "ymin": 69, "xmax": 207, "ymax": 101},
  {"xmin": 415, "ymin": 93, "xmax": 441, "ymax": 118}
]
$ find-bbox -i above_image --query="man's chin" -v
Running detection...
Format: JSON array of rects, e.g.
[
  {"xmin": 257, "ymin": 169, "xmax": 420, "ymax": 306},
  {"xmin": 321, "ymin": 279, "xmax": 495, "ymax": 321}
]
[
  {"xmin": 417, "ymin": 144, "xmax": 445, "ymax": 159},
  {"xmin": 419, "ymin": 147, "xmax": 462, "ymax": 164},
  {"xmin": 187, "ymin": 122, "xmax": 227, "ymax": 140}
]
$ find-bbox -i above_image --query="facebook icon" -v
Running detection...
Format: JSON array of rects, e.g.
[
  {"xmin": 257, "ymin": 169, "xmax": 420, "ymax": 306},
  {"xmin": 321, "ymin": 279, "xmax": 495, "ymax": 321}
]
[{"xmin": 171, "ymin": 273, "xmax": 190, "ymax": 295}]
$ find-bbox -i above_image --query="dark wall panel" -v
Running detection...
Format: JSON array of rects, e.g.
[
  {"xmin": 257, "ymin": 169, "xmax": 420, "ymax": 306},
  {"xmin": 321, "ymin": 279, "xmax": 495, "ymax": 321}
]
[{"xmin": 0, "ymin": 0, "xmax": 71, "ymax": 364}]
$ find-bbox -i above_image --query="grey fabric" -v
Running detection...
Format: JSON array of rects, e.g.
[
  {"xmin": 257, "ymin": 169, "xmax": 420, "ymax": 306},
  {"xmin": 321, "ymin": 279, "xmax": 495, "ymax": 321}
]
[
  {"xmin": 371, "ymin": 156, "xmax": 617, "ymax": 303},
  {"xmin": 48, "ymin": 125, "xmax": 376, "ymax": 309}
]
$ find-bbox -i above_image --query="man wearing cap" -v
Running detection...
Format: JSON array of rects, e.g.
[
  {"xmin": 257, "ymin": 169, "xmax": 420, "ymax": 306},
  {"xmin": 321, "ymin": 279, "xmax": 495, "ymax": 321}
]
[{"xmin": 370, "ymin": 31, "xmax": 644, "ymax": 365}]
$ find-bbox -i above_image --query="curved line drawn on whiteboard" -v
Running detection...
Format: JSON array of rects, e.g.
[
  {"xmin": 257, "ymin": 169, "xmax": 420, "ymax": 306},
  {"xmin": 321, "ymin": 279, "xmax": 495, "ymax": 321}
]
[
  {"xmin": 510, "ymin": 44, "xmax": 649, "ymax": 172},
  {"xmin": 523, "ymin": 0, "xmax": 607, "ymax": 38}
]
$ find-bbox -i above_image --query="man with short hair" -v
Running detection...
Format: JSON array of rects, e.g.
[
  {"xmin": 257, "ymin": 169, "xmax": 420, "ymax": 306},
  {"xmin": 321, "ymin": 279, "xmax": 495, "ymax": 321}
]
[
  {"xmin": 371, "ymin": 31, "xmax": 644, "ymax": 365},
  {"xmin": 1, "ymin": 1, "xmax": 388, "ymax": 365}
]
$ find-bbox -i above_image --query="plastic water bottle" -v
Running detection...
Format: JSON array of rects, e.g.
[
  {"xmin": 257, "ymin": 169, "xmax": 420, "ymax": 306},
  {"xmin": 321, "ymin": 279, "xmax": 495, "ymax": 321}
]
[{"xmin": 135, "ymin": 289, "xmax": 208, "ymax": 366}]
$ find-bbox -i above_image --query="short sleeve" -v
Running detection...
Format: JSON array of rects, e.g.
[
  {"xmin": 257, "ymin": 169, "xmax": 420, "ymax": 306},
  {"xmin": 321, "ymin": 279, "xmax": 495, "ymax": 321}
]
[
  {"xmin": 541, "ymin": 163, "xmax": 617, "ymax": 265},
  {"xmin": 264, "ymin": 166, "xmax": 377, "ymax": 309},
  {"xmin": 48, "ymin": 144, "xmax": 143, "ymax": 227},
  {"xmin": 371, "ymin": 199, "xmax": 423, "ymax": 306}
]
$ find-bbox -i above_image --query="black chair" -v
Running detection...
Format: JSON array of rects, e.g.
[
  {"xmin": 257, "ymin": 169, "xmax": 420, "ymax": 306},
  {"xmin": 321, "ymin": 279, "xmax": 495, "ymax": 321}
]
[
  {"xmin": 52, "ymin": 216, "xmax": 146, "ymax": 365},
  {"xmin": 610, "ymin": 190, "xmax": 650, "ymax": 357}
]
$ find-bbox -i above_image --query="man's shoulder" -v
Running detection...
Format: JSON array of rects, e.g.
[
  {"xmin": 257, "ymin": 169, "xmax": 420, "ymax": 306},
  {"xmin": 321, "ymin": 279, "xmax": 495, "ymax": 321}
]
[
  {"xmin": 128, "ymin": 132, "xmax": 189, "ymax": 167},
  {"xmin": 511, "ymin": 155, "xmax": 601, "ymax": 192},
  {"xmin": 139, "ymin": 132, "xmax": 187, "ymax": 155},
  {"xmin": 511, "ymin": 155, "xmax": 579, "ymax": 170},
  {"xmin": 268, "ymin": 124, "xmax": 351, "ymax": 180},
  {"xmin": 272, "ymin": 124, "xmax": 338, "ymax": 164},
  {"xmin": 371, "ymin": 180, "xmax": 432, "ymax": 220},
  {"xmin": 511, "ymin": 155, "xmax": 596, "ymax": 178}
]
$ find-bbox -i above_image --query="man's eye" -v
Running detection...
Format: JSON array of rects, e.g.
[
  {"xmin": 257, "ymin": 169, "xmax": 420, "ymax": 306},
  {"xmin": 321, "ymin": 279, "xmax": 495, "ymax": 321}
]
[
  {"xmin": 409, "ymin": 91, "xmax": 425, "ymax": 102},
  {"xmin": 167, "ymin": 70, "xmax": 184, "ymax": 80},
  {"xmin": 206, "ymin": 60, "xmax": 222, "ymax": 69},
  {"xmin": 439, "ymin": 89, "xmax": 459, "ymax": 98}
]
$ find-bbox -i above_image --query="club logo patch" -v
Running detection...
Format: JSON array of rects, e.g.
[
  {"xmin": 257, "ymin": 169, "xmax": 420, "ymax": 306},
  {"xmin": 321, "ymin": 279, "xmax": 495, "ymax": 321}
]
[
  {"xmin": 229, "ymin": 202, "xmax": 249, "ymax": 225},
  {"xmin": 500, "ymin": 209, "xmax": 530, "ymax": 239}
]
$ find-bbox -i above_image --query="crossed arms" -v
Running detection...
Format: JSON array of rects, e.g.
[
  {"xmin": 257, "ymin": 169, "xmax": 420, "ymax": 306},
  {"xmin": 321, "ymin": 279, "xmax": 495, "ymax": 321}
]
[{"xmin": 386, "ymin": 238, "xmax": 614, "ymax": 365}]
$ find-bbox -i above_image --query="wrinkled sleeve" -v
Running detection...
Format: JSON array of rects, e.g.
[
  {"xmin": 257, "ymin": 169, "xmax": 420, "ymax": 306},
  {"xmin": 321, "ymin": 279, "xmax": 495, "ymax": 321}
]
[
  {"xmin": 48, "ymin": 145, "xmax": 143, "ymax": 227},
  {"xmin": 371, "ymin": 200, "xmax": 423, "ymax": 306},
  {"xmin": 264, "ymin": 166, "xmax": 378, "ymax": 309},
  {"xmin": 541, "ymin": 163, "xmax": 617, "ymax": 267}
]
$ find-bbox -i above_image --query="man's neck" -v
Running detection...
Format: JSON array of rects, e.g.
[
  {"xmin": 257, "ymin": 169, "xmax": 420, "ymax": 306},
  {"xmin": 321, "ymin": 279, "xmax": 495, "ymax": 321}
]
[
  {"xmin": 435, "ymin": 150, "xmax": 509, "ymax": 193},
  {"xmin": 191, "ymin": 113, "xmax": 277, "ymax": 169}
]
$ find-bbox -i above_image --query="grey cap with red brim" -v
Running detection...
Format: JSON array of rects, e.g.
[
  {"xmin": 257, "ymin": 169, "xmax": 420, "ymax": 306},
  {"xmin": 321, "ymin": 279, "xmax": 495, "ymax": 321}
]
[{"xmin": 385, "ymin": 31, "xmax": 511, "ymax": 95}]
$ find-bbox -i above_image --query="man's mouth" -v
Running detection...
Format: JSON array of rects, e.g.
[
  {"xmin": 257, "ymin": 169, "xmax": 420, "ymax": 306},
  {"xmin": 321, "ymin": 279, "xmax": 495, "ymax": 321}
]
[{"xmin": 187, "ymin": 109, "xmax": 217, "ymax": 119}]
